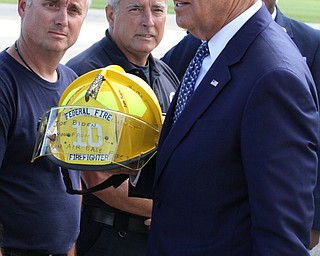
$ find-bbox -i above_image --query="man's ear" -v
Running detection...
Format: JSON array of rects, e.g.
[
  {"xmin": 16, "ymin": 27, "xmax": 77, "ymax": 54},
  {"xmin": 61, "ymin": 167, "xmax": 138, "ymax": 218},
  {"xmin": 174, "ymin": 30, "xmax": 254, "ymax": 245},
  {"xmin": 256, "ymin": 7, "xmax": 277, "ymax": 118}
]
[
  {"xmin": 18, "ymin": 0, "xmax": 27, "ymax": 17},
  {"xmin": 105, "ymin": 5, "xmax": 115, "ymax": 27}
]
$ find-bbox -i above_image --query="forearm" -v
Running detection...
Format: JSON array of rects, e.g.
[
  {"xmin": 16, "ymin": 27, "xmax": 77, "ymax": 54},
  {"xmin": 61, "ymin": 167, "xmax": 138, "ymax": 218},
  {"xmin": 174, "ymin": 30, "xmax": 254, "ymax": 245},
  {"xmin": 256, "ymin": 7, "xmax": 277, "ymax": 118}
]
[
  {"xmin": 81, "ymin": 171, "xmax": 152, "ymax": 217},
  {"xmin": 94, "ymin": 179, "xmax": 152, "ymax": 217}
]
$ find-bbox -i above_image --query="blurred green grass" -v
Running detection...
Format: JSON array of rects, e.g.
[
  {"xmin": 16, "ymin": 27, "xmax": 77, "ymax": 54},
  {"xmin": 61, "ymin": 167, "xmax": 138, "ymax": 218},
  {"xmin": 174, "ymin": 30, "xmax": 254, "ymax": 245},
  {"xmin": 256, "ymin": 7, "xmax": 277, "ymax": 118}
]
[
  {"xmin": 91, "ymin": 0, "xmax": 320, "ymax": 23},
  {"xmin": 88, "ymin": 0, "xmax": 175, "ymax": 12},
  {"xmin": 1, "ymin": 0, "xmax": 319, "ymax": 23},
  {"xmin": 277, "ymin": 0, "xmax": 320, "ymax": 23}
]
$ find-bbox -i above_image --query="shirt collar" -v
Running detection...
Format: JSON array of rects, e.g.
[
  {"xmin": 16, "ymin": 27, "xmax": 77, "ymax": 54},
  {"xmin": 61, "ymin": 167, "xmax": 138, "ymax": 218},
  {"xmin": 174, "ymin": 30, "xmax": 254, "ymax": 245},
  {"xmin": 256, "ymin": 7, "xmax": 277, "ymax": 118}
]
[
  {"xmin": 271, "ymin": 6, "xmax": 277, "ymax": 20},
  {"xmin": 195, "ymin": 0, "xmax": 263, "ymax": 88},
  {"xmin": 207, "ymin": 0, "xmax": 262, "ymax": 64}
]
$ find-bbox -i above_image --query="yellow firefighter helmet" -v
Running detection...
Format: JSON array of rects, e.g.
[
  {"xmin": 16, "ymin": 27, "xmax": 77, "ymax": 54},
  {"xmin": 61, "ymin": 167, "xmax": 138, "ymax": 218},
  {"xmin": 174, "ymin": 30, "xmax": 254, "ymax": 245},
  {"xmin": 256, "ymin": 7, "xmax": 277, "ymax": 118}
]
[{"xmin": 32, "ymin": 65, "xmax": 163, "ymax": 172}]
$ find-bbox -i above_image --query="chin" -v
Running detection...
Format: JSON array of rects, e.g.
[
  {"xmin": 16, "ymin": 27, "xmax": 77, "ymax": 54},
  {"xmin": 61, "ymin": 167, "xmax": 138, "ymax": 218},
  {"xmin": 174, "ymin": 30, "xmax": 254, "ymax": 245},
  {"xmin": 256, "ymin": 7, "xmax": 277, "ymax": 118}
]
[
  {"xmin": 175, "ymin": 17, "xmax": 190, "ymax": 30},
  {"xmin": 137, "ymin": 43, "xmax": 155, "ymax": 52}
]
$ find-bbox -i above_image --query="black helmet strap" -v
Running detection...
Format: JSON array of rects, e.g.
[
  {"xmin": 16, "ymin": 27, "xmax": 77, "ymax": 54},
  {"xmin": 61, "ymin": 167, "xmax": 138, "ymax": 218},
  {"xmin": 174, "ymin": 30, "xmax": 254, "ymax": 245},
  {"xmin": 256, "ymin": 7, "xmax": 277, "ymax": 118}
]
[{"xmin": 61, "ymin": 168, "xmax": 128, "ymax": 195}]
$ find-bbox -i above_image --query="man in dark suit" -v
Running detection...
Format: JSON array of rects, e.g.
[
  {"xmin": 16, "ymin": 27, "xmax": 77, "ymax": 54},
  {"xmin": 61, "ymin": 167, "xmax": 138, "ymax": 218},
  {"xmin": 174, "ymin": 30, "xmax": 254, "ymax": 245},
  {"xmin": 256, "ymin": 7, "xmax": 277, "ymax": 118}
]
[
  {"xmin": 161, "ymin": 0, "xmax": 320, "ymax": 249},
  {"xmin": 132, "ymin": 0, "xmax": 319, "ymax": 254}
]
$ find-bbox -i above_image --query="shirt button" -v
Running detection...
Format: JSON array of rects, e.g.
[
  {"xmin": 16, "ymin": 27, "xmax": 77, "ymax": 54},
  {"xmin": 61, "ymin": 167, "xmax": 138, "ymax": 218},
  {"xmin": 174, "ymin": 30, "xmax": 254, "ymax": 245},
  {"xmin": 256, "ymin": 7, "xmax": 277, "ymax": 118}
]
[{"xmin": 154, "ymin": 198, "xmax": 161, "ymax": 208}]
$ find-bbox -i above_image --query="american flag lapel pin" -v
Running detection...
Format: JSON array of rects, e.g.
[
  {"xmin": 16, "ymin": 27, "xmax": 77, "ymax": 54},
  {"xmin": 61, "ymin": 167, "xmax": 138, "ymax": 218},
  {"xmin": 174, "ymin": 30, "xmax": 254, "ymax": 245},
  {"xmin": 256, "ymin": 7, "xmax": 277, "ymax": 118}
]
[{"xmin": 211, "ymin": 79, "xmax": 219, "ymax": 87}]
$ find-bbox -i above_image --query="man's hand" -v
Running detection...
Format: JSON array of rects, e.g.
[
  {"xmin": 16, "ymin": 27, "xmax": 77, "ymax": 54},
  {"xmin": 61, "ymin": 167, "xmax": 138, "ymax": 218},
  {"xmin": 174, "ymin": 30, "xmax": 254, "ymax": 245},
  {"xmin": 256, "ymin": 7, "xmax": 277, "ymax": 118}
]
[
  {"xmin": 310, "ymin": 229, "xmax": 320, "ymax": 249},
  {"xmin": 144, "ymin": 218, "xmax": 152, "ymax": 230},
  {"xmin": 67, "ymin": 244, "xmax": 76, "ymax": 256}
]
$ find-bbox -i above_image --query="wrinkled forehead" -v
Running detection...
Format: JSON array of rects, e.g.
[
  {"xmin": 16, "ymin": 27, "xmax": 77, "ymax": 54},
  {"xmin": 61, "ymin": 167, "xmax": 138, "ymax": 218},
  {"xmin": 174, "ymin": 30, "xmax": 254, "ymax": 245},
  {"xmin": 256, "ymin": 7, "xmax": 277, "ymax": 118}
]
[
  {"xmin": 119, "ymin": 0, "xmax": 167, "ymax": 7},
  {"xmin": 34, "ymin": 0, "xmax": 88, "ymax": 8}
]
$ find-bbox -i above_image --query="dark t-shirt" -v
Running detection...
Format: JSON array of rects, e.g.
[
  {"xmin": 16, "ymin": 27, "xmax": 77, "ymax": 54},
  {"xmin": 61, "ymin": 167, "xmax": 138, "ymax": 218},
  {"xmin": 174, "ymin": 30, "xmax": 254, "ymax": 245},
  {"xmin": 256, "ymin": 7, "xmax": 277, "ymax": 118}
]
[{"xmin": 0, "ymin": 50, "xmax": 80, "ymax": 254}]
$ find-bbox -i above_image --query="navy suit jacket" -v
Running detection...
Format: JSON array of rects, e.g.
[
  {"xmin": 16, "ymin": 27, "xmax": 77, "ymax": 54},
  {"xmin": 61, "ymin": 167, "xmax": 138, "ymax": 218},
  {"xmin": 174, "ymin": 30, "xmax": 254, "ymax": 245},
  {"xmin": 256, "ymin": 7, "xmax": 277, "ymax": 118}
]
[
  {"xmin": 161, "ymin": 6, "xmax": 320, "ymax": 231},
  {"xmin": 136, "ymin": 6, "xmax": 319, "ymax": 255},
  {"xmin": 275, "ymin": 10, "xmax": 320, "ymax": 230}
]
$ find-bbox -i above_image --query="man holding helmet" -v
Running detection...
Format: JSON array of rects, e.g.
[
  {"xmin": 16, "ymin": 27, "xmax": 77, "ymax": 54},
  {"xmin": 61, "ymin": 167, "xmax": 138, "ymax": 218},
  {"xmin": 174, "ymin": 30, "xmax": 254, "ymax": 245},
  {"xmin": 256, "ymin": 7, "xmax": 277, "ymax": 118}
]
[{"xmin": 65, "ymin": 0, "xmax": 179, "ymax": 255}]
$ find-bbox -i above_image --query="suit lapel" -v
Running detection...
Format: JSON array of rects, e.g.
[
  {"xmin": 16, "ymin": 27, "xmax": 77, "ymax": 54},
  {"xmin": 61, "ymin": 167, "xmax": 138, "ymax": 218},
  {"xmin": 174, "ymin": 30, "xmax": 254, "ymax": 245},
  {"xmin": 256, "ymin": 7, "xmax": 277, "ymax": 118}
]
[
  {"xmin": 155, "ymin": 61, "xmax": 231, "ymax": 181},
  {"xmin": 154, "ymin": 6, "xmax": 273, "ymax": 183}
]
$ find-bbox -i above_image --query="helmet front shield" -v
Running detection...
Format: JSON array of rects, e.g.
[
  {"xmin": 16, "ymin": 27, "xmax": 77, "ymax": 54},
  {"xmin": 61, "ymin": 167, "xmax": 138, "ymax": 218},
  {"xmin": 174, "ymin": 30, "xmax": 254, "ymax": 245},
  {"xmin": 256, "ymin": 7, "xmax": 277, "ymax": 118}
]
[{"xmin": 32, "ymin": 105, "xmax": 159, "ymax": 172}]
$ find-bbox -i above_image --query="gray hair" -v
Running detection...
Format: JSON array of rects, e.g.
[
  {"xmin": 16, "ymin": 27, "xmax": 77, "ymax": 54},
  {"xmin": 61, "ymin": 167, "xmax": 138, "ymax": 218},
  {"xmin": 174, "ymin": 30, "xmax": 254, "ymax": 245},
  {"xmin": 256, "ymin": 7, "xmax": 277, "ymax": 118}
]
[
  {"xmin": 26, "ymin": 0, "xmax": 92, "ymax": 12},
  {"xmin": 106, "ymin": 0, "xmax": 120, "ymax": 11}
]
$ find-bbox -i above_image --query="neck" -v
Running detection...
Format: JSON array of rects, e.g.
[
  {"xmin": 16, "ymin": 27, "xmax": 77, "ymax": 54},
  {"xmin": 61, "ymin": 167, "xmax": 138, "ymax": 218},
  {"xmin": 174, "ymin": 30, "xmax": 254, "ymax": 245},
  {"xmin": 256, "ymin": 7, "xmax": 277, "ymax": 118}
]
[
  {"xmin": 14, "ymin": 40, "xmax": 37, "ymax": 75},
  {"xmin": 9, "ymin": 39, "xmax": 61, "ymax": 82}
]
